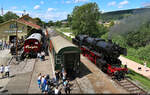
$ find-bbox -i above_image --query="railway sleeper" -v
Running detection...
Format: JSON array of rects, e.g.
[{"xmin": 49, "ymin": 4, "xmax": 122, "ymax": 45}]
[
  {"xmin": 120, "ymin": 82, "xmax": 132, "ymax": 85},
  {"xmin": 123, "ymin": 85, "xmax": 135, "ymax": 88},
  {"xmin": 127, "ymin": 87, "xmax": 140, "ymax": 91},
  {"xmin": 119, "ymin": 80, "xmax": 128, "ymax": 83},
  {"xmin": 131, "ymin": 90, "xmax": 145, "ymax": 94}
]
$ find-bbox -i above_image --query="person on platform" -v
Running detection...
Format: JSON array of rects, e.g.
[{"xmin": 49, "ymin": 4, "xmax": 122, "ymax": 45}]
[
  {"xmin": 37, "ymin": 73, "xmax": 42, "ymax": 88},
  {"xmin": 5, "ymin": 65, "xmax": 10, "ymax": 77},
  {"xmin": 41, "ymin": 51, "xmax": 45, "ymax": 61},
  {"xmin": 0, "ymin": 65, "xmax": 4, "ymax": 78}
]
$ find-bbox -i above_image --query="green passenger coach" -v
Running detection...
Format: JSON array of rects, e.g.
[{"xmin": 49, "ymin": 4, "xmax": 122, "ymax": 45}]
[{"xmin": 49, "ymin": 35, "xmax": 80, "ymax": 77}]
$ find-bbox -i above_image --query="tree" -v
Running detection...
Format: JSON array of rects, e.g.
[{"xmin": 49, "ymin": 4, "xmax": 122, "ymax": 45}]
[
  {"xmin": 55, "ymin": 21, "xmax": 62, "ymax": 27},
  {"xmin": 3, "ymin": 11, "xmax": 19, "ymax": 21},
  {"xmin": 34, "ymin": 17, "xmax": 45, "ymax": 27},
  {"xmin": 47, "ymin": 20, "xmax": 54, "ymax": 26},
  {"xmin": 71, "ymin": 3, "xmax": 100, "ymax": 37},
  {"xmin": 67, "ymin": 14, "xmax": 72, "ymax": 27},
  {"xmin": 0, "ymin": 16, "xmax": 4, "ymax": 23},
  {"xmin": 125, "ymin": 22, "xmax": 150, "ymax": 48}
]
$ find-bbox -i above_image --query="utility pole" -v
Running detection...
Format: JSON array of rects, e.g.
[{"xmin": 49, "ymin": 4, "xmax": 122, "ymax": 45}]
[{"xmin": 15, "ymin": 20, "xmax": 18, "ymax": 63}]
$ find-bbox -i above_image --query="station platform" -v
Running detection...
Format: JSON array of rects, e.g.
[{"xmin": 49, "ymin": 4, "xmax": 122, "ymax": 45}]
[{"xmin": 119, "ymin": 56, "xmax": 150, "ymax": 79}]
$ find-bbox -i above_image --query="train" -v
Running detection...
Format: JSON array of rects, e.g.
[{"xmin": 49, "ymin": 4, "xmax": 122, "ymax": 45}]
[
  {"xmin": 72, "ymin": 35, "xmax": 128, "ymax": 80},
  {"xmin": 10, "ymin": 29, "xmax": 49, "ymax": 59},
  {"xmin": 22, "ymin": 29, "xmax": 49, "ymax": 58},
  {"xmin": 49, "ymin": 32, "xmax": 80, "ymax": 79},
  {"xmin": 23, "ymin": 33, "xmax": 42, "ymax": 57}
]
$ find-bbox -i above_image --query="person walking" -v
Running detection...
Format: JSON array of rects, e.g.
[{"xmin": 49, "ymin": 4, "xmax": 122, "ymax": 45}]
[
  {"xmin": 55, "ymin": 71, "xmax": 60, "ymax": 83},
  {"xmin": 65, "ymin": 83, "xmax": 71, "ymax": 94},
  {"xmin": 37, "ymin": 73, "xmax": 42, "ymax": 88},
  {"xmin": 5, "ymin": 65, "xmax": 10, "ymax": 77},
  {"xmin": 54, "ymin": 86, "xmax": 59, "ymax": 94},
  {"xmin": 0, "ymin": 65, "xmax": 4, "ymax": 78}
]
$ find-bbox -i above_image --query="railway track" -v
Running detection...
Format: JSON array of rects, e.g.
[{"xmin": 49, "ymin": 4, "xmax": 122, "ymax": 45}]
[{"xmin": 114, "ymin": 78, "xmax": 147, "ymax": 94}]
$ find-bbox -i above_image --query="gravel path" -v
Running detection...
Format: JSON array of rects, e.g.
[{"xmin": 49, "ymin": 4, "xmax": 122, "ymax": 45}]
[{"xmin": 119, "ymin": 56, "xmax": 150, "ymax": 79}]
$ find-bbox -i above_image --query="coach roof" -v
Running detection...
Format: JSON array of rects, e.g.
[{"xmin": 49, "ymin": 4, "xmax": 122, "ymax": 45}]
[{"xmin": 50, "ymin": 35, "xmax": 80, "ymax": 54}]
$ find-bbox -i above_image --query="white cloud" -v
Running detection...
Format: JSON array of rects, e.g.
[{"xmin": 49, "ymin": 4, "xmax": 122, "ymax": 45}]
[
  {"xmin": 74, "ymin": 0, "xmax": 89, "ymax": 3},
  {"xmin": 40, "ymin": 1, "xmax": 44, "ymax": 5},
  {"xmin": 119, "ymin": 0, "xmax": 129, "ymax": 6},
  {"xmin": 108, "ymin": 1, "xmax": 116, "ymax": 6},
  {"xmin": 3, "ymin": 10, "xmax": 30, "ymax": 17},
  {"xmin": 118, "ymin": 0, "xmax": 129, "ymax": 8},
  {"xmin": 34, "ymin": 5, "xmax": 40, "ymax": 10},
  {"xmin": 66, "ymin": 1, "xmax": 72, "ymax": 4},
  {"xmin": 142, "ymin": 2, "xmax": 150, "ymax": 7},
  {"xmin": 118, "ymin": 6, "xmax": 123, "ymax": 8},
  {"xmin": 30, "ymin": 11, "xmax": 69, "ymax": 22},
  {"xmin": 47, "ymin": 8, "xmax": 55, "ymax": 12},
  {"xmin": 11, "ymin": 6, "xmax": 17, "ymax": 10}
]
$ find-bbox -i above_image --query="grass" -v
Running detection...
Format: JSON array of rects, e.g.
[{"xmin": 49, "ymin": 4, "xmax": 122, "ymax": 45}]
[
  {"xmin": 55, "ymin": 27, "xmax": 74, "ymax": 33},
  {"xmin": 54, "ymin": 28, "xmax": 72, "ymax": 41},
  {"xmin": 127, "ymin": 69, "xmax": 150, "ymax": 92}
]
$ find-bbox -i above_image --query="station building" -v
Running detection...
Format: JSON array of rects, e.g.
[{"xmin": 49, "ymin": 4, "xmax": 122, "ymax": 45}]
[{"xmin": 0, "ymin": 14, "xmax": 41, "ymax": 42}]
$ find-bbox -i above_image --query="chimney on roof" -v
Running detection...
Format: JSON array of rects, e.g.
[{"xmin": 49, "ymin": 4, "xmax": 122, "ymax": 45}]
[{"xmin": 22, "ymin": 10, "xmax": 26, "ymax": 16}]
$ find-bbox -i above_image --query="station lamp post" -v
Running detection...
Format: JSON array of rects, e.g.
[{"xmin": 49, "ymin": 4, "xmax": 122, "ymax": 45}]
[{"xmin": 15, "ymin": 21, "xmax": 19, "ymax": 64}]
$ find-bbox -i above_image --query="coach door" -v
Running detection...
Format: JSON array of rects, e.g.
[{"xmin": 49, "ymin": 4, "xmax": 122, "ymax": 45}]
[{"xmin": 64, "ymin": 52, "xmax": 79, "ymax": 78}]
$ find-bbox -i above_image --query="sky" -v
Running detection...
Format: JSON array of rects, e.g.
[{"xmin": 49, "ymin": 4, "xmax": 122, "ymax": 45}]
[{"xmin": 0, "ymin": 0, "xmax": 150, "ymax": 22}]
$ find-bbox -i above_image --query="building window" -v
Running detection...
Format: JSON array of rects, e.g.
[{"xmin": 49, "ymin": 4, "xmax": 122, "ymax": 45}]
[
  {"xmin": 24, "ymin": 17, "xmax": 29, "ymax": 21},
  {"xmin": 9, "ymin": 24, "xmax": 17, "ymax": 29}
]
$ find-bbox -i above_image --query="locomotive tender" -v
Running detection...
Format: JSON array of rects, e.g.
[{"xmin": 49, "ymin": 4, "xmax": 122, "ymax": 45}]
[{"xmin": 72, "ymin": 35, "xmax": 128, "ymax": 79}]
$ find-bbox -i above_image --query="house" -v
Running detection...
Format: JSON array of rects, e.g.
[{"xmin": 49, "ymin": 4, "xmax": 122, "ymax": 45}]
[{"xmin": 0, "ymin": 14, "xmax": 41, "ymax": 41}]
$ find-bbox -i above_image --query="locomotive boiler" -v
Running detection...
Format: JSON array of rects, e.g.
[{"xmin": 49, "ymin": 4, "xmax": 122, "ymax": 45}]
[{"xmin": 72, "ymin": 35, "xmax": 128, "ymax": 80}]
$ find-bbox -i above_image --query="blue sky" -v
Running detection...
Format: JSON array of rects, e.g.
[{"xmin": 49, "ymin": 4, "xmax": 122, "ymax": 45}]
[{"xmin": 0, "ymin": 0, "xmax": 150, "ymax": 22}]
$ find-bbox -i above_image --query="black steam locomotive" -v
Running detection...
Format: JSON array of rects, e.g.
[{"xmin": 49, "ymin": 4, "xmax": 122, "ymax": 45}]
[{"xmin": 72, "ymin": 35, "xmax": 128, "ymax": 80}]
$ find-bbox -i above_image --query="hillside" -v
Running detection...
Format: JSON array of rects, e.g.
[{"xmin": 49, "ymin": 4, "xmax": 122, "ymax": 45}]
[{"xmin": 101, "ymin": 8, "xmax": 150, "ymax": 22}]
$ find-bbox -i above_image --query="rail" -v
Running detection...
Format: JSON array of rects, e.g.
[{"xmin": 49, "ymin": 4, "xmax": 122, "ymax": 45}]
[{"xmin": 114, "ymin": 78, "xmax": 148, "ymax": 94}]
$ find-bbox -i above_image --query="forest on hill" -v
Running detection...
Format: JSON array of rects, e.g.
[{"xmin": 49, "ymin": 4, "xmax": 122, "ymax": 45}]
[{"xmin": 101, "ymin": 8, "xmax": 150, "ymax": 22}]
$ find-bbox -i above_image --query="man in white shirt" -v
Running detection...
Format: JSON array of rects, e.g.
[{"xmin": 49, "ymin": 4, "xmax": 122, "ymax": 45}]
[
  {"xmin": 0, "ymin": 65, "xmax": 4, "ymax": 78},
  {"xmin": 5, "ymin": 65, "xmax": 10, "ymax": 77},
  {"xmin": 54, "ymin": 86, "xmax": 59, "ymax": 94}
]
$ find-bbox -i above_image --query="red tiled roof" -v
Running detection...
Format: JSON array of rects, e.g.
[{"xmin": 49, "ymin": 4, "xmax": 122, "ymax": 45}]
[{"xmin": 18, "ymin": 19, "xmax": 41, "ymax": 29}]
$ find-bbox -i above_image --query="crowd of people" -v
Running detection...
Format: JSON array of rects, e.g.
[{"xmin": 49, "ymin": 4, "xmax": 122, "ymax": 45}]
[
  {"xmin": 0, "ymin": 64, "xmax": 10, "ymax": 78},
  {"xmin": 0, "ymin": 40, "xmax": 10, "ymax": 50},
  {"xmin": 37, "ymin": 68, "xmax": 71, "ymax": 94}
]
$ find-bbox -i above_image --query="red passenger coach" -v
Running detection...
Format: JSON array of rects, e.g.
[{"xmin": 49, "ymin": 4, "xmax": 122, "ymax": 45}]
[{"xmin": 24, "ymin": 33, "xmax": 42, "ymax": 55}]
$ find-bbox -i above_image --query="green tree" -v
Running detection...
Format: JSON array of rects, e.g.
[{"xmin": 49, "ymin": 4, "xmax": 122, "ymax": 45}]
[
  {"xmin": 67, "ymin": 14, "xmax": 72, "ymax": 27},
  {"xmin": 97, "ymin": 24, "xmax": 108, "ymax": 37},
  {"xmin": 71, "ymin": 3, "xmax": 100, "ymax": 37},
  {"xmin": 34, "ymin": 17, "xmax": 43, "ymax": 26},
  {"xmin": 47, "ymin": 20, "xmax": 54, "ymax": 26},
  {"xmin": 3, "ymin": 11, "xmax": 19, "ymax": 21},
  {"xmin": 0, "ymin": 16, "xmax": 4, "ymax": 23},
  {"xmin": 55, "ymin": 21, "xmax": 62, "ymax": 27},
  {"xmin": 125, "ymin": 22, "xmax": 150, "ymax": 48}
]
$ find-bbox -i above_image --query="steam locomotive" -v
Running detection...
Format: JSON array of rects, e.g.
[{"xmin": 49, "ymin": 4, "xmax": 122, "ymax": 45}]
[{"xmin": 72, "ymin": 35, "xmax": 128, "ymax": 79}]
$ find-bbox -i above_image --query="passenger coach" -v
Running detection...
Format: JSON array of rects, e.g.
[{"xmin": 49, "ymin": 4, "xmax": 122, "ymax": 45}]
[{"xmin": 49, "ymin": 35, "xmax": 80, "ymax": 78}]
